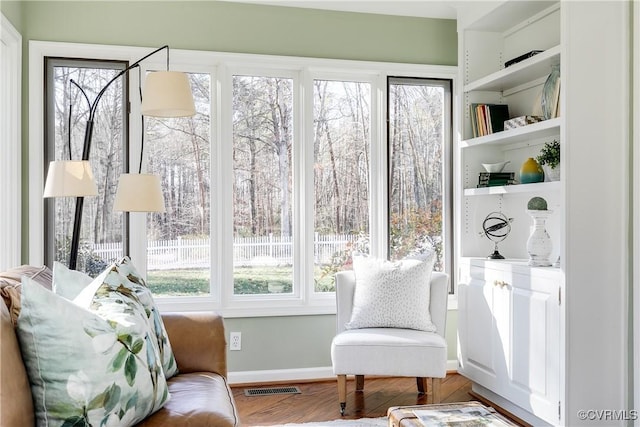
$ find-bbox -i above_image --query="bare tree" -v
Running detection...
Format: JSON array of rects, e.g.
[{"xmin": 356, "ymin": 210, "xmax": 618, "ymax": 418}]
[{"xmin": 233, "ymin": 76, "xmax": 293, "ymax": 238}]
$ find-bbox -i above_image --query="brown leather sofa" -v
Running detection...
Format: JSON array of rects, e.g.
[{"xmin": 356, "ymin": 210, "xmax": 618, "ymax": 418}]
[{"xmin": 0, "ymin": 266, "xmax": 239, "ymax": 427}]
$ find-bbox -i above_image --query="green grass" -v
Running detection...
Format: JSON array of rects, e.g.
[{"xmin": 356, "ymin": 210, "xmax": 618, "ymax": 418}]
[
  {"xmin": 147, "ymin": 266, "xmax": 336, "ymax": 296},
  {"xmin": 233, "ymin": 266, "xmax": 293, "ymax": 294},
  {"xmin": 147, "ymin": 269, "xmax": 210, "ymax": 296}
]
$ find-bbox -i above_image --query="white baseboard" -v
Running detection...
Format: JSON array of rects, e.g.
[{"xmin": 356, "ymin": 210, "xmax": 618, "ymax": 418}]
[
  {"xmin": 470, "ymin": 383, "xmax": 551, "ymax": 426},
  {"xmin": 228, "ymin": 366, "xmax": 335, "ymax": 385},
  {"xmin": 228, "ymin": 359, "xmax": 459, "ymax": 385}
]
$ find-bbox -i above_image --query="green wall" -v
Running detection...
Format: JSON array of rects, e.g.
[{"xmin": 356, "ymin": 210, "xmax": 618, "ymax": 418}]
[
  {"xmin": 3, "ymin": 0, "xmax": 458, "ymax": 375},
  {"xmin": 1, "ymin": 1, "xmax": 22, "ymax": 31},
  {"xmin": 16, "ymin": 1, "xmax": 456, "ymax": 64},
  {"xmin": 225, "ymin": 311, "xmax": 459, "ymax": 373},
  {"xmin": 225, "ymin": 316, "xmax": 337, "ymax": 372}
]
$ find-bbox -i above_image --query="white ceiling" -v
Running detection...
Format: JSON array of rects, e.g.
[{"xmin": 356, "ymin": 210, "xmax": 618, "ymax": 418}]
[{"xmin": 219, "ymin": 0, "xmax": 460, "ymax": 19}]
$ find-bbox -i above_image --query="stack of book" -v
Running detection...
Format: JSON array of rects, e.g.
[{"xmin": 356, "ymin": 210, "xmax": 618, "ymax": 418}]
[
  {"xmin": 470, "ymin": 104, "xmax": 510, "ymax": 137},
  {"xmin": 478, "ymin": 172, "xmax": 517, "ymax": 188},
  {"xmin": 504, "ymin": 115, "xmax": 544, "ymax": 130}
]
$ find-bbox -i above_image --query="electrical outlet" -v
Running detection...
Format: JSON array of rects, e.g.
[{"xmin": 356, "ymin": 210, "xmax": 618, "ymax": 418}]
[{"xmin": 230, "ymin": 332, "xmax": 241, "ymax": 351}]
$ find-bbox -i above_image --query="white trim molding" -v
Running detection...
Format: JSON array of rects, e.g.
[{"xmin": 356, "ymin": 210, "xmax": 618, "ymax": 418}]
[
  {"xmin": 228, "ymin": 366, "xmax": 334, "ymax": 385},
  {"xmin": 633, "ymin": 1, "xmax": 640, "ymax": 423},
  {"xmin": 0, "ymin": 14, "xmax": 22, "ymax": 270},
  {"xmin": 228, "ymin": 359, "xmax": 459, "ymax": 385}
]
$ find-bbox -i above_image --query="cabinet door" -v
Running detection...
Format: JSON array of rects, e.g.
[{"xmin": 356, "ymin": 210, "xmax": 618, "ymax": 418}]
[
  {"xmin": 508, "ymin": 273, "xmax": 560, "ymax": 424},
  {"xmin": 458, "ymin": 276, "xmax": 500, "ymax": 390},
  {"xmin": 492, "ymin": 279, "xmax": 512, "ymax": 395}
]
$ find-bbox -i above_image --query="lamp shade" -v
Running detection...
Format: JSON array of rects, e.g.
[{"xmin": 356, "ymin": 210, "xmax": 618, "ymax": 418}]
[
  {"xmin": 141, "ymin": 71, "xmax": 196, "ymax": 117},
  {"xmin": 43, "ymin": 160, "xmax": 98, "ymax": 198},
  {"xmin": 114, "ymin": 174, "xmax": 166, "ymax": 212}
]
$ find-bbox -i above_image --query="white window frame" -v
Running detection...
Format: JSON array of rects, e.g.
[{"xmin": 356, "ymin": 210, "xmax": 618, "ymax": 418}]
[
  {"xmin": 136, "ymin": 60, "xmax": 219, "ymax": 312},
  {"xmin": 29, "ymin": 41, "xmax": 457, "ymax": 317},
  {"xmin": 1, "ymin": 14, "xmax": 22, "ymax": 270}
]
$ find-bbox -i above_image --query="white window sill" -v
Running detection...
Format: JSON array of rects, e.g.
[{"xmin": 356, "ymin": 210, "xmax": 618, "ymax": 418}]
[{"xmin": 155, "ymin": 293, "xmax": 458, "ymax": 317}]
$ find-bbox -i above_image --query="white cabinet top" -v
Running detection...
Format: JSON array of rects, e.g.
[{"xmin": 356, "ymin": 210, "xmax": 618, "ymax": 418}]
[{"xmin": 460, "ymin": 257, "xmax": 563, "ymax": 280}]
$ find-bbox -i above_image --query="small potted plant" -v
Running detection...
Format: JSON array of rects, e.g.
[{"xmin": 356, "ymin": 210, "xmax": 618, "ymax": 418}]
[{"xmin": 536, "ymin": 139, "xmax": 560, "ymax": 181}]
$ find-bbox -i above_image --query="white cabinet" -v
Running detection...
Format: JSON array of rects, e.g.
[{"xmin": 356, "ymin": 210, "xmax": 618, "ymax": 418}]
[{"xmin": 458, "ymin": 259, "xmax": 561, "ymax": 425}]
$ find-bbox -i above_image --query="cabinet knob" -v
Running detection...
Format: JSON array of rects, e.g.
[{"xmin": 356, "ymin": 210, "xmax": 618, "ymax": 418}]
[{"xmin": 493, "ymin": 280, "xmax": 509, "ymax": 288}]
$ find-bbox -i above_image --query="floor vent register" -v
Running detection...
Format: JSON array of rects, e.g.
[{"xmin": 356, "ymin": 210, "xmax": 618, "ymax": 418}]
[{"xmin": 244, "ymin": 386, "xmax": 302, "ymax": 397}]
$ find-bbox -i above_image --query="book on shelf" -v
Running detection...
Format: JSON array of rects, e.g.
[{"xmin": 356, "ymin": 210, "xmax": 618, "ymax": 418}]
[
  {"xmin": 478, "ymin": 172, "xmax": 516, "ymax": 187},
  {"xmin": 479, "ymin": 172, "xmax": 515, "ymax": 179},
  {"xmin": 478, "ymin": 181, "xmax": 517, "ymax": 188},
  {"xmin": 504, "ymin": 49, "xmax": 544, "ymax": 68},
  {"xmin": 470, "ymin": 104, "xmax": 510, "ymax": 137}
]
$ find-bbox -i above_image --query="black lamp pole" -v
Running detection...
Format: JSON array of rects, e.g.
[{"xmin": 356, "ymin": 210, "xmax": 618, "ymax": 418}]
[{"xmin": 68, "ymin": 45, "xmax": 170, "ymax": 270}]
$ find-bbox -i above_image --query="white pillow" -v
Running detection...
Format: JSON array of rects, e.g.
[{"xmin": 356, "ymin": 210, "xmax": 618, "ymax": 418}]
[
  {"xmin": 346, "ymin": 253, "xmax": 436, "ymax": 332},
  {"xmin": 52, "ymin": 261, "xmax": 93, "ymax": 300}
]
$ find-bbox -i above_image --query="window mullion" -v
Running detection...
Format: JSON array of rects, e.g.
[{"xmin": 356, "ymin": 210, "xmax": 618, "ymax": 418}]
[
  {"xmin": 369, "ymin": 74, "xmax": 388, "ymax": 259},
  {"xmin": 290, "ymin": 71, "xmax": 304, "ymax": 300},
  {"xmin": 127, "ymin": 66, "xmax": 146, "ymax": 274},
  {"xmin": 219, "ymin": 65, "xmax": 235, "ymax": 307},
  {"xmin": 299, "ymin": 69, "xmax": 316, "ymax": 300},
  {"xmin": 209, "ymin": 67, "xmax": 221, "ymax": 302}
]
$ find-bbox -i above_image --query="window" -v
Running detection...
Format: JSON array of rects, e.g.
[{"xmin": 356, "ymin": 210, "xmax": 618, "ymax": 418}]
[
  {"xmin": 32, "ymin": 42, "xmax": 456, "ymax": 315},
  {"xmin": 232, "ymin": 75, "xmax": 294, "ymax": 295},
  {"xmin": 145, "ymin": 72, "xmax": 212, "ymax": 297},
  {"xmin": 388, "ymin": 77, "xmax": 452, "ymax": 278},
  {"xmin": 44, "ymin": 58, "xmax": 128, "ymax": 274},
  {"xmin": 313, "ymin": 80, "xmax": 371, "ymax": 292}
]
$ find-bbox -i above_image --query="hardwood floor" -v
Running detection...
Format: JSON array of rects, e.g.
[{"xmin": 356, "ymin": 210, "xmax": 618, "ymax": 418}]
[{"xmin": 231, "ymin": 373, "xmax": 473, "ymax": 426}]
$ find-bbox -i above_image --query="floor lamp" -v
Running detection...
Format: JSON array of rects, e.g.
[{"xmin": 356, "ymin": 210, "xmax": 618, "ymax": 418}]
[
  {"xmin": 43, "ymin": 45, "xmax": 195, "ymax": 270},
  {"xmin": 114, "ymin": 67, "xmax": 167, "ymax": 214}
]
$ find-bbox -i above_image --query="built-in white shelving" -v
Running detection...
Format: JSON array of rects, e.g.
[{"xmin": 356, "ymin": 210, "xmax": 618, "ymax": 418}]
[
  {"xmin": 464, "ymin": 180, "xmax": 560, "ymax": 196},
  {"xmin": 463, "ymin": 45, "xmax": 561, "ymax": 94},
  {"xmin": 460, "ymin": 117, "xmax": 561, "ymax": 148},
  {"xmin": 458, "ymin": 3, "xmax": 633, "ymax": 426},
  {"xmin": 457, "ymin": 2, "xmax": 564, "ymax": 425}
]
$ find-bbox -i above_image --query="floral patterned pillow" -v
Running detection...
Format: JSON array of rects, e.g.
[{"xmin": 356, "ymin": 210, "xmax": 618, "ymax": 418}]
[
  {"xmin": 346, "ymin": 253, "xmax": 437, "ymax": 332},
  {"xmin": 112, "ymin": 257, "xmax": 179, "ymax": 378},
  {"xmin": 53, "ymin": 258, "xmax": 179, "ymax": 379},
  {"xmin": 17, "ymin": 272, "xmax": 169, "ymax": 427}
]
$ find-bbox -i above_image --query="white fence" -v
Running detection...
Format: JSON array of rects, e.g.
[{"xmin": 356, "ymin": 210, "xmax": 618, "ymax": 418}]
[{"xmin": 92, "ymin": 233, "xmax": 360, "ymax": 270}]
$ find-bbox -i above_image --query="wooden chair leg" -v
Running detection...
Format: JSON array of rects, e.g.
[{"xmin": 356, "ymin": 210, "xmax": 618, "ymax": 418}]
[
  {"xmin": 419, "ymin": 377, "xmax": 442, "ymax": 404},
  {"xmin": 355, "ymin": 375, "xmax": 365, "ymax": 392},
  {"xmin": 337, "ymin": 375, "xmax": 347, "ymax": 415},
  {"xmin": 416, "ymin": 377, "xmax": 428, "ymax": 394},
  {"xmin": 432, "ymin": 377, "xmax": 442, "ymax": 403},
  {"xmin": 426, "ymin": 378, "xmax": 434, "ymax": 403}
]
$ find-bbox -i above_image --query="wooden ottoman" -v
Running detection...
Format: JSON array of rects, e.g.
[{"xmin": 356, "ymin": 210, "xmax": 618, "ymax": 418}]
[{"xmin": 387, "ymin": 402, "xmax": 519, "ymax": 427}]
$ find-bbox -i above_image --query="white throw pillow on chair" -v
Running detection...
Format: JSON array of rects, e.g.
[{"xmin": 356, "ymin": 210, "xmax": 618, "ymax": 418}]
[{"xmin": 346, "ymin": 253, "xmax": 436, "ymax": 332}]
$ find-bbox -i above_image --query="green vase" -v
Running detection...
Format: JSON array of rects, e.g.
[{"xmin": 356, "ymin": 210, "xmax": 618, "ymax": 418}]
[{"xmin": 520, "ymin": 157, "xmax": 544, "ymax": 184}]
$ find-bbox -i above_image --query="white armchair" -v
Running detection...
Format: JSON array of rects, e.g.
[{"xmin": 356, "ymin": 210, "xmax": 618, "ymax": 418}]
[{"xmin": 330, "ymin": 269, "xmax": 449, "ymax": 415}]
